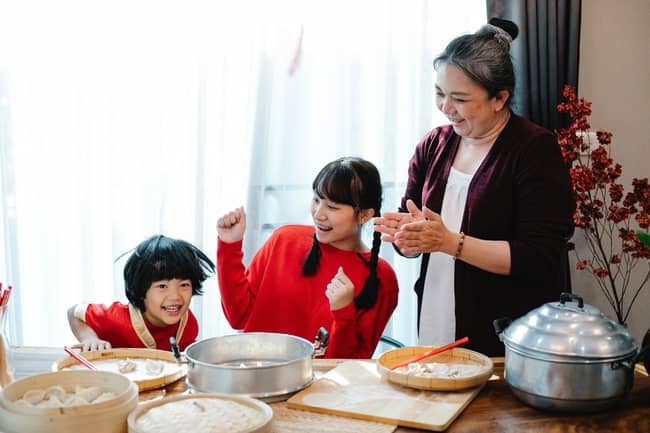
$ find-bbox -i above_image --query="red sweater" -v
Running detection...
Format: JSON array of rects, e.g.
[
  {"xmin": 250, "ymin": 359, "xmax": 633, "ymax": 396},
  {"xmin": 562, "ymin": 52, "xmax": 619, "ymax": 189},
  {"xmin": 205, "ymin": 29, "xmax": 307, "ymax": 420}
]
[
  {"xmin": 80, "ymin": 301, "xmax": 198, "ymax": 351},
  {"xmin": 217, "ymin": 225, "xmax": 399, "ymax": 358}
]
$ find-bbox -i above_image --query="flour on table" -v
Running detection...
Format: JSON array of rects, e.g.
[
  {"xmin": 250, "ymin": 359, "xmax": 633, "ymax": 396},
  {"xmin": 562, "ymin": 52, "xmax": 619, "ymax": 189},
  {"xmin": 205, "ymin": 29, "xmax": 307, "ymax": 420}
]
[{"xmin": 136, "ymin": 398, "xmax": 268, "ymax": 433}]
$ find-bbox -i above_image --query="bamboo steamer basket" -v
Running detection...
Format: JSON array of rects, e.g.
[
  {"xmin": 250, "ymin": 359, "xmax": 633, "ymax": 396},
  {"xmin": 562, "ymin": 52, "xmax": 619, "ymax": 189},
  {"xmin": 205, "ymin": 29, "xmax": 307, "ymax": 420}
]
[
  {"xmin": 53, "ymin": 348, "xmax": 187, "ymax": 392},
  {"xmin": 377, "ymin": 346, "xmax": 493, "ymax": 391},
  {"xmin": 0, "ymin": 370, "xmax": 138, "ymax": 433},
  {"xmin": 128, "ymin": 393, "xmax": 273, "ymax": 433}
]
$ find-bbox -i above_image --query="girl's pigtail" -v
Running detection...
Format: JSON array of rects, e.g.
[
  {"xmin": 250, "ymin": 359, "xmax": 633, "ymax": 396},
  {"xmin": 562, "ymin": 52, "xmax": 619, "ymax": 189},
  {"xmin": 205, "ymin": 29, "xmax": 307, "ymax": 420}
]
[
  {"xmin": 354, "ymin": 230, "xmax": 382, "ymax": 309},
  {"xmin": 301, "ymin": 234, "xmax": 321, "ymax": 276}
]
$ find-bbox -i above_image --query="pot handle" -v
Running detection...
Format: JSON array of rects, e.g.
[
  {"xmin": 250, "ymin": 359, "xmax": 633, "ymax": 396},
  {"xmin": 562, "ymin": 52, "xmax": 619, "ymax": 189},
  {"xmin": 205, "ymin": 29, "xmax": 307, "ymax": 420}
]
[
  {"xmin": 492, "ymin": 317, "xmax": 512, "ymax": 341},
  {"xmin": 313, "ymin": 326, "xmax": 329, "ymax": 358},
  {"xmin": 560, "ymin": 292, "xmax": 584, "ymax": 308},
  {"xmin": 630, "ymin": 343, "xmax": 650, "ymax": 368},
  {"xmin": 611, "ymin": 342, "xmax": 650, "ymax": 371}
]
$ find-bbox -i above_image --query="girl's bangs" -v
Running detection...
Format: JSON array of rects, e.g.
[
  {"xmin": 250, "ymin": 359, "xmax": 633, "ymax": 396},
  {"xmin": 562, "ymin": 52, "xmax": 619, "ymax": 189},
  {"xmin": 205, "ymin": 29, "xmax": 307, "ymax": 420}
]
[{"xmin": 313, "ymin": 165, "xmax": 361, "ymax": 207}]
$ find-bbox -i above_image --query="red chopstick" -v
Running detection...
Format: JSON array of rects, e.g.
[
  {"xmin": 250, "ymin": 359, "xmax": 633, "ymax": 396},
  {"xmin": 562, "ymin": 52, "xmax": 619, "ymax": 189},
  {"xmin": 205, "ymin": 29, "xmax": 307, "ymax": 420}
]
[
  {"xmin": 389, "ymin": 336, "xmax": 470, "ymax": 370},
  {"xmin": 0, "ymin": 285, "xmax": 12, "ymax": 307},
  {"xmin": 64, "ymin": 346, "xmax": 98, "ymax": 370}
]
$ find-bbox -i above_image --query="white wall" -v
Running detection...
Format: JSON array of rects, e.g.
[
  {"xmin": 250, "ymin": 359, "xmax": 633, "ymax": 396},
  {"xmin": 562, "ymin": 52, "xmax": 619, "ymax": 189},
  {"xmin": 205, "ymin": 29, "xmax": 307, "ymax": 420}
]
[{"xmin": 574, "ymin": 0, "xmax": 650, "ymax": 342}]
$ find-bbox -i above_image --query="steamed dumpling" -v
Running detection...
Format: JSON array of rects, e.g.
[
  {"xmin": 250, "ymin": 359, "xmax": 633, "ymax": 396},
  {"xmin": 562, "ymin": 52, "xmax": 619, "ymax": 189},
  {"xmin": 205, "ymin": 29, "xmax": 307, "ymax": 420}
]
[
  {"xmin": 75, "ymin": 385, "xmax": 102, "ymax": 403},
  {"xmin": 64, "ymin": 394, "xmax": 89, "ymax": 407},
  {"xmin": 45, "ymin": 395, "xmax": 65, "ymax": 408},
  {"xmin": 15, "ymin": 383, "xmax": 114, "ymax": 408},
  {"xmin": 144, "ymin": 359, "xmax": 164, "ymax": 376},
  {"xmin": 22, "ymin": 389, "xmax": 45, "ymax": 405},
  {"xmin": 118, "ymin": 359, "xmax": 137, "ymax": 374},
  {"xmin": 44, "ymin": 385, "xmax": 67, "ymax": 401},
  {"xmin": 93, "ymin": 392, "xmax": 116, "ymax": 403}
]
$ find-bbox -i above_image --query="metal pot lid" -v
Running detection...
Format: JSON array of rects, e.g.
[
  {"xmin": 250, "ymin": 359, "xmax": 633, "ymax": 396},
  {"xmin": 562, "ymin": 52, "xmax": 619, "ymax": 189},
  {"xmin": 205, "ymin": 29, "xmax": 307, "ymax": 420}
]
[{"xmin": 502, "ymin": 293, "xmax": 638, "ymax": 360}]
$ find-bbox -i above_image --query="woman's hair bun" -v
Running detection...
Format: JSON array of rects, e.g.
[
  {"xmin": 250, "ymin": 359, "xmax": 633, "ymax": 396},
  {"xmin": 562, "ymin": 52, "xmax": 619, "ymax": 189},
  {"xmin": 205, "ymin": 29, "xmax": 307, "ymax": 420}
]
[{"xmin": 488, "ymin": 17, "xmax": 519, "ymax": 41}]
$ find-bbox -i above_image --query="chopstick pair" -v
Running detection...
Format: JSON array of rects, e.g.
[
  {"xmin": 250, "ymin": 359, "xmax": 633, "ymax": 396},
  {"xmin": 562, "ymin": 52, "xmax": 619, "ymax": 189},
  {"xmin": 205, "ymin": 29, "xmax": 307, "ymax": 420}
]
[
  {"xmin": 64, "ymin": 346, "xmax": 98, "ymax": 370},
  {"xmin": 389, "ymin": 336, "xmax": 470, "ymax": 371}
]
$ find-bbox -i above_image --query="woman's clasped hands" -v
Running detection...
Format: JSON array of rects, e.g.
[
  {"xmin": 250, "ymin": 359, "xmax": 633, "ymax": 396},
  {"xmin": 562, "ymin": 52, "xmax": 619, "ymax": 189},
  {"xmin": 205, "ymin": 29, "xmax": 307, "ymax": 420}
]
[{"xmin": 374, "ymin": 199, "xmax": 454, "ymax": 256}]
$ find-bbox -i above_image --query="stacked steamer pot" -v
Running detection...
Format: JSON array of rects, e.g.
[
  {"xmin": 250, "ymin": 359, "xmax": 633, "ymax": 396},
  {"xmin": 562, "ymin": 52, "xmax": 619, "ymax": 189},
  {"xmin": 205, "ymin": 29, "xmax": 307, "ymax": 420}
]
[
  {"xmin": 494, "ymin": 293, "xmax": 649, "ymax": 413},
  {"xmin": 0, "ymin": 370, "xmax": 138, "ymax": 433},
  {"xmin": 172, "ymin": 331, "xmax": 328, "ymax": 402}
]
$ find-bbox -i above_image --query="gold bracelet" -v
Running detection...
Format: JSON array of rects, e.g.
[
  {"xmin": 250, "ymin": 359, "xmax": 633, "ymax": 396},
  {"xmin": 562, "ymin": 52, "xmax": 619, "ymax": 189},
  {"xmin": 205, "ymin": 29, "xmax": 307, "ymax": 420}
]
[{"xmin": 454, "ymin": 232, "xmax": 465, "ymax": 260}]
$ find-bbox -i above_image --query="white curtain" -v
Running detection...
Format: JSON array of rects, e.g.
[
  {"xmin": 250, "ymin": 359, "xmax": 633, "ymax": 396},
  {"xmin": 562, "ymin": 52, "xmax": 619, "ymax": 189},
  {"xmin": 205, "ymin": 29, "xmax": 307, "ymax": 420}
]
[{"xmin": 0, "ymin": 0, "xmax": 485, "ymax": 349}]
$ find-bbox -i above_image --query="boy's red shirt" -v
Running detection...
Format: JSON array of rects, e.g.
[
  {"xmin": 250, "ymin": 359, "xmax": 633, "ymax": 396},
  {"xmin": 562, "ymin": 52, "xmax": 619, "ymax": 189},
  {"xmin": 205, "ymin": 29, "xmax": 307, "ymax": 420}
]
[{"xmin": 75, "ymin": 301, "xmax": 198, "ymax": 351}]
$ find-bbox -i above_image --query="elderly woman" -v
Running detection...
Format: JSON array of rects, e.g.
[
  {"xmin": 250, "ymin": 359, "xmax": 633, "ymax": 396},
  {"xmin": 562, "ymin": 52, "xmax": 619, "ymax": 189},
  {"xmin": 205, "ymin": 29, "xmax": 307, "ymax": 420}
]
[{"xmin": 375, "ymin": 18, "xmax": 575, "ymax": 356}]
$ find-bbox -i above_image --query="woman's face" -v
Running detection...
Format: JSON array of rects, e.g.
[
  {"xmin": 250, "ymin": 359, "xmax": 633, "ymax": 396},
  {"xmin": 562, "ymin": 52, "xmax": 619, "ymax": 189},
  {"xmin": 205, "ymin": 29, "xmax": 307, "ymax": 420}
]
[
  {"xmin": 311, "ymin": 194, "xmax": 370, "ymax": 251},
  {"xmin": 142, "ymin": 278, "xmax": 193, "ymax": 328},
  {"xmin": 435, "ymin": 62, "xmax": 508, "ymax": 138}
]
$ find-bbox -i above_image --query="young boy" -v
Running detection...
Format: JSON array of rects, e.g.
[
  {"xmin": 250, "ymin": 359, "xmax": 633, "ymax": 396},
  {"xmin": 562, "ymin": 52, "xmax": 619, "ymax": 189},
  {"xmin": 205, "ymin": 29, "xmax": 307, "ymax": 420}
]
[{"xmin": 68, "ymin": 235, "xmax": 215, "ymax": 352}]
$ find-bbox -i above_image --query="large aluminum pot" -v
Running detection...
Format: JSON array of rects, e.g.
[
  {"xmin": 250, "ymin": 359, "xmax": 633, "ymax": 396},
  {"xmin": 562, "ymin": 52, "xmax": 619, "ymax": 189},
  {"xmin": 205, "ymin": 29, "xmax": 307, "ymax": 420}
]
[
  {"xmin": 493, "ymin": 293, "xmax": 649, "ymax": 413},
  {"xmin": 171, "ymin": 330, "xmax": 328, "ymax": 402}
]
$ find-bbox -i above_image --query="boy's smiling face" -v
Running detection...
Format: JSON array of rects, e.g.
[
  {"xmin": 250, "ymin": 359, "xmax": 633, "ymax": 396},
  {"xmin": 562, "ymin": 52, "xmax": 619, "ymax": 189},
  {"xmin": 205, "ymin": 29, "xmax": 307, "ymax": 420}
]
[{"xmin": 141, "ymin": 278, "xmax": 193, "ymax": 327}]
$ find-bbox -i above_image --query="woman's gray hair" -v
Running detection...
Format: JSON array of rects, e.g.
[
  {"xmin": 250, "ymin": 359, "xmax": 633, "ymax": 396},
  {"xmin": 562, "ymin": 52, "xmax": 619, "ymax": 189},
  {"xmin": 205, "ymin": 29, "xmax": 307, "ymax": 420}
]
[{"xmin": 433, "ymin": 18, "xmax": 519, "ymax": 105}]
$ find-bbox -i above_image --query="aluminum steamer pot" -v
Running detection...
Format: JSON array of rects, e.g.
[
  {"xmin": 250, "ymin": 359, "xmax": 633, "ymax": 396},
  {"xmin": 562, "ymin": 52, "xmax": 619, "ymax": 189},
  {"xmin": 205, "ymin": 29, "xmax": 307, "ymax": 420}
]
[
  {"xmin": 493, "ymin": 293, "xmax": 650, "ymax": 413},
  {"xmin": 171, "ymin": 329, "xmax": 328, "ymax": 402}
]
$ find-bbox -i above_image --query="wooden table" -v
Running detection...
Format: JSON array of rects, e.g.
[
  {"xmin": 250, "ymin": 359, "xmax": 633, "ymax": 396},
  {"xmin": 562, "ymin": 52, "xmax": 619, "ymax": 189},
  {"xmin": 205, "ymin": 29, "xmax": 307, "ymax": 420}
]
[
  {"xmin": 438, "ymin": 359, "xmax": 650, "ymax": 433},
  {"xmin": 142, "ymin": 358, "xmax": 650, "ymax": 433}
]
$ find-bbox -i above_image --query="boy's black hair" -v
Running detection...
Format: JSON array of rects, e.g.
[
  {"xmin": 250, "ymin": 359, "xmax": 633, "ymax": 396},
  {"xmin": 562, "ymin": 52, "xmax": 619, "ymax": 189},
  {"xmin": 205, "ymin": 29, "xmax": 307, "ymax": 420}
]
[
  {"xmin": 301, "ymin": 156, "xmax": 383, "ymax": 310},
  {"xmin": 124, "ymin": 235, "xmax": 215, "ymax": 311}
]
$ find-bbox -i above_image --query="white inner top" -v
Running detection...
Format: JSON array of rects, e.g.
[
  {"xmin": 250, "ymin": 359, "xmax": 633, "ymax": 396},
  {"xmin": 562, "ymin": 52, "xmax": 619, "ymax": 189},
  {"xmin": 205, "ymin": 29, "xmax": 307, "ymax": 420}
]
[{"xmin": 418, "ymin": 166, "xmax": 473, "ymax": 346}]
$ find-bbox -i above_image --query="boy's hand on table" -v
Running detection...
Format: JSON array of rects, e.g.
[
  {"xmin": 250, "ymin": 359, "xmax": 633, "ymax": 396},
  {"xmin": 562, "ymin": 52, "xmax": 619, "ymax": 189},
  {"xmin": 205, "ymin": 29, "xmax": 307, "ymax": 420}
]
[{"xmin": 72, "ymin": 338, "xmax": 112, "ymax": 352}]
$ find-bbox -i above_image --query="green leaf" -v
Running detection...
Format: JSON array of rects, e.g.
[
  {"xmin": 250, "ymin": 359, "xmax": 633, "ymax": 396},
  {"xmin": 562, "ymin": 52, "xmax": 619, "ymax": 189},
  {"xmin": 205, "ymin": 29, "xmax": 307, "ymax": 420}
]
[{"xmin": 637, "ymin": 230, "xmax": 650, "ymax": 247}]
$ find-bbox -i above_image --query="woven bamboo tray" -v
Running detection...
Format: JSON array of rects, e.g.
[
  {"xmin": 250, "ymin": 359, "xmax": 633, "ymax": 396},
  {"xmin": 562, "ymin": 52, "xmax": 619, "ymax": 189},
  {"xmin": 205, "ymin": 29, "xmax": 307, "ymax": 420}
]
[
  {"xmin": 53, "ymin": 348, "xmax": 186, "ymax": 392},
  {"xmin": 376, "ymin": 346, "xmax": 493, "ymax": 391}
]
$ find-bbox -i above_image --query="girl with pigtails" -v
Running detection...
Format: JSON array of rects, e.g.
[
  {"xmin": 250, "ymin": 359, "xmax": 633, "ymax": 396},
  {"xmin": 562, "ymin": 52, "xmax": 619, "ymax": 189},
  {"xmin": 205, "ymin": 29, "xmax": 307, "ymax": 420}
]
[{"xmin": 216, "ymin": 157, "xmax": 399, "ymax": 358}]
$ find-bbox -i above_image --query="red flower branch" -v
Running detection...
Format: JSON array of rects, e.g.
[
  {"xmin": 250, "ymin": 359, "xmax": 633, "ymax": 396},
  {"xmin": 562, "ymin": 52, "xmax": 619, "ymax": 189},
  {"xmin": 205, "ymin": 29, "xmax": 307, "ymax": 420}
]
[{"xmin": 557, "ymin": 85, "xmax": 650, "ymax": 324}]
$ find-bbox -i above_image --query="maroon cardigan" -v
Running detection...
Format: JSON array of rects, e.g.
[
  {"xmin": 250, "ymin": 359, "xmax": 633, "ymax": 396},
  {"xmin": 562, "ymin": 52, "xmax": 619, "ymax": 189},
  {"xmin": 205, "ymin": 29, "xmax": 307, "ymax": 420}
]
[{"xmin": 400, "ymin": 114, "xmax": 575, "ymax": 356}]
